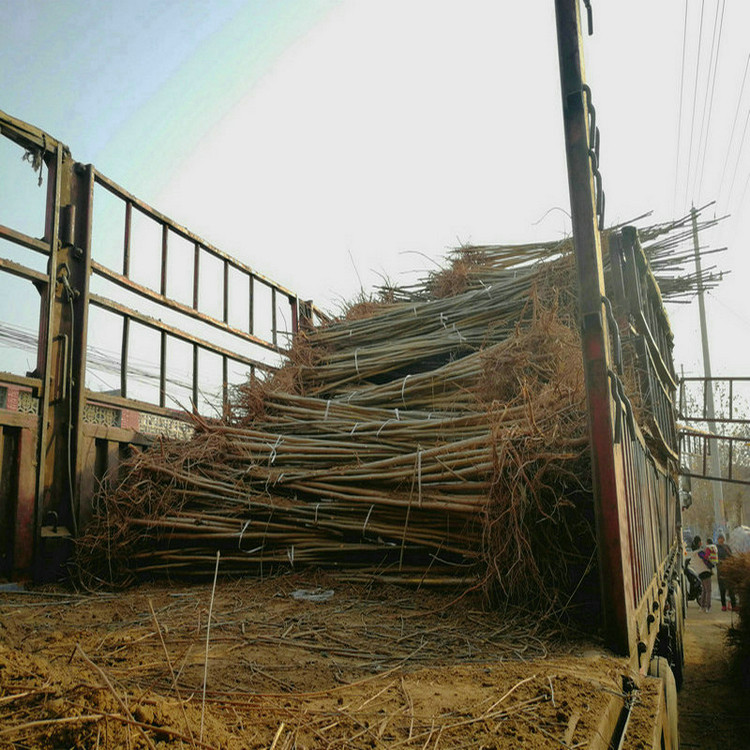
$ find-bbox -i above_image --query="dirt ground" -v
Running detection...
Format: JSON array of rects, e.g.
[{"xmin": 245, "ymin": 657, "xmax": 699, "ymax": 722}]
[
  {"xmin": 0, "ymin": 571, "xmax": 645, "ymax": 749},
  {"xmin": 678, "ymin": 595, "xmax": 750, "ymax": 749}
]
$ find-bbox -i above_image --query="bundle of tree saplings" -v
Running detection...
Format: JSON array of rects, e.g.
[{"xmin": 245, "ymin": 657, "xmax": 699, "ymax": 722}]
[{"xmin": 77, "ymin": 218, "xmax": 713, "ymax": 611}]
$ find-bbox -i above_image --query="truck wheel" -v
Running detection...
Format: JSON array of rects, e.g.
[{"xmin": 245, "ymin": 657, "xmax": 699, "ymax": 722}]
[
  {"xmin": 671, "ymin": 588, "xmax": 685, "ymax": 691},
  {"xmin": 648, "ymin": 656, "xmax": 679, "ymax": 750}
]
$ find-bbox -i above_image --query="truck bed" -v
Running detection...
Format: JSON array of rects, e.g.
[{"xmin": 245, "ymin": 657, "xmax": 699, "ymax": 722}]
[{"xmin": 0, "ymin": 573, "xmax": 646, "ymax": 749}]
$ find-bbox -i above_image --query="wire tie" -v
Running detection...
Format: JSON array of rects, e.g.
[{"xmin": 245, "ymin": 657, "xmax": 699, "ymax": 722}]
[
  {"xmin": 287, "ymin": 546, "xmax": 294, "ymax": 566},
  {"xmin": 377, "ymin": 419, "xmax": 395, "ymax": 437},
  {"xmin": 324, "ymin": 399, "xmax": 331, "ymax": 420},
  {"xmin": 314, "ymin": 503, "xmax": 320, "ymax": 525},
  {"xmin": 354, "ymin": 348, "xmax": 361, "ymax": 375},
  {"xmin": 401, "ymin": 374, "xmax": 411, "ymax": 406},
  {"xmin": 394, "ymin": 408, "xmax": 400, "ymax": 421},
  {"xmin": 350, "ymin": 422, "xmax": 359, "ymax": 435},
  {"xmin": 267, "ymin": 436, "xmax": 282, "ymax": 465},
  {"xmin": 362, "ymin": 504, "xmax": 374, "ymax": 535},
  {"xmin": 238, "ymin": 519, "xmax": 252, "ymax": 549}
]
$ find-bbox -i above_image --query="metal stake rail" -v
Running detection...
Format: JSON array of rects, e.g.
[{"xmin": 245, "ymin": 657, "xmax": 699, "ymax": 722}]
[{"xmin": 0, "ymin": 107, "xmax": 325, "ymax": 578}]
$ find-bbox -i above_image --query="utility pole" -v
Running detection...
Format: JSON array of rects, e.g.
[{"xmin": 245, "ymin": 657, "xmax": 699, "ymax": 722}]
[{"xmin": 690, "ymin": 206, "xmax": 725, "ymax": 534}]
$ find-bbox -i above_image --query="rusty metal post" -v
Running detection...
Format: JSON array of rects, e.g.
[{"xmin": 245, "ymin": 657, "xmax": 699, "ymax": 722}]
[
  {"xmin": 555, "ymin": 0, "xmax": 635, "ymax": 654},
  {"xmin": 35, "ymin": 148, "xmax": 94, "ymax": 572}
]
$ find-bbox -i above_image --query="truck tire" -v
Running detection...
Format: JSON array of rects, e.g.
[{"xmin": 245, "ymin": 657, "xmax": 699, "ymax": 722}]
[
  {"xmin": 671, "ymin": 587, "xmax": 685, "ymax": 691},
  {"xmin": 648, "ymin": 656, "xmax": 679, "ymax": 750}
]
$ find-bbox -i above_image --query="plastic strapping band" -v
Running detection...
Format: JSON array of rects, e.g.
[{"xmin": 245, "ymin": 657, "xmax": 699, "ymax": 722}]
[
  {"xmin": 324, "ymin": 400, "xmax": 331, "ymax": 420},
  {"xmin": 394, "ymin": 408, "xmax": 400, "ymax": 421}
]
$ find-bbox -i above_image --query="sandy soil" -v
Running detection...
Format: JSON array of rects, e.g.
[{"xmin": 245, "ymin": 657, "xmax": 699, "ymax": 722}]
[
  {"xmin": 0, "ymin": 571, "xmax": 641, "ymax": 749},
  {"xmin": 678, "ymin": 597, "xmax": 750, "ymax": 749}
]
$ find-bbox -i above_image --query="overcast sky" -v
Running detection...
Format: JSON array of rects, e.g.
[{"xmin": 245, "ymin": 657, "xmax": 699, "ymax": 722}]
[{"xmin": 1, "ymin": 0, "xmax": 749, "ymax": 391}]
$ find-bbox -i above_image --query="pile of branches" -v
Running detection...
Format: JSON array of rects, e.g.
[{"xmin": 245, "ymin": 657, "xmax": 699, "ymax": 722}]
[
  {"xmin": 77, "ymin": 217, "xmax": 713, "ymax": 612},
  {"xmin": 722, "ymin": 552, "xmax": 750, "ymax": 688}
]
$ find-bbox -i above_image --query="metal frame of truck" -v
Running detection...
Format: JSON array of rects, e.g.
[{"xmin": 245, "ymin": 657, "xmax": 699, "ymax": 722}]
[{"xmin": 0, "ymin": 2, "xmax": 685, "ymax": 744}]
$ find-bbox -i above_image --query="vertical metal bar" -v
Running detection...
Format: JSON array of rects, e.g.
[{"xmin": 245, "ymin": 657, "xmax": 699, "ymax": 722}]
[
  {"xmin": 159, "ymin": 224, "xmax": 169, "ymax": 409},
  {"xmin": 223, "ymin": 259, "xmax": 229, "ymax": 324},
  {"xmin": 290, "ymin": 296, "xmax": 299, "ymax": 335},
  {"xmin": 222, "ymin": 355, "xmax": 228, "ymax": 416},
  {"xmin": 15, "ymin": 428, "xmax": 37, "ymax": 575},
  {"xmin": 192, "ymin": 343, "xmax": 199, "ymax": 411},
  {"xmin": 123, "ymin": 200, "xmax": 132, "ymax": 277},
  {"xmin": 159, "ymin": 331, "xmax": 167, "ymax": 408},
  {"xmin": 121, "ymin": 317, "xmax": 129, "ymax": 399},
  {"xmin": 161, "ymin": 224, "xmax": 168, "ymax": 296},
  {"xmin": 71, "ymin": 164, "xmax": 95, "ymax": 533},
  {"xmin": 249, "ymin": 275, "xmax": 254, "ymax": 334},
  {"xmin": 33, "ymin": 145, "xmax": 62, "ymax": 574},
  {"xmin": 271, "ymin": 287, "xmax": 278, "ymax": 348},
  {"xmin": 555, "ymin": 0, "xmax": 633, "ymax": 655},
  {"xmin": 193, "ymin": 242, "xmax": 200, "ymax": 310},
  {"xmin": 192, "ymin": 243, "xmax": 200, "ymax": 412},
  {"xmin": 729, "ymin": 378, "xmax": 734, "ymax": 421}
]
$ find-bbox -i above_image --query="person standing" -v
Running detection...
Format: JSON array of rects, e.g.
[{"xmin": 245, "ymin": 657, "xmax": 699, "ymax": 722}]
[
  {"xmin": 716, "ymin": 534, "xmax": 737, "ymax": 612},
  {"xmin": 687, "ymin": 535, "xmax": 714, "ymax": 612}
]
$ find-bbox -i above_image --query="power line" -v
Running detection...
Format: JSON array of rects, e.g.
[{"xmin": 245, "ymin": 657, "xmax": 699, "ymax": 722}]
[
  {"xmin": 716, "ymin": 53, "xmax": 750, "ymax": 206},
  {"xmin": 695, "ymin": 0, "xmax": 726, "ymax": 203},
  {"xmin": 684, "ymin": 0, "xmax": 707, "ymax": 210},
  {"xmin": 673, "ymin": 0, "xmax": 690, "ymax": 216},
  {"xmin": 725, "ymin": 108, "xmax": 750, "ymax": 209},
  {"xmin": 734, "ymin": 164, "xmax": 750, "ymax": 223}
]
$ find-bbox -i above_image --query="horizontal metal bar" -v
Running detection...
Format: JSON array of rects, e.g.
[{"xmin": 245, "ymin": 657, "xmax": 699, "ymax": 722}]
[
  {"xmin": 86, "ymin": 391, "xmax": 192, "ymax": 421},
  {"xmin": 679, "ymin": 428, "xmax": 750, "ymax": 442},
  {"xmin": 0, "ymin": 373, "xmax": 43, "ymax": 392},
  {"xmin": 0, "ymin": 107, "xmax": 60, "ymax": 154},
  {"xmin": 678, "ymin": 471, "xmax": 750, "ymax": 488},
  {"xmin": 0, "ymin": 410, "xmax": 39, "ymax": 429},
  {"xmin": 0, "ymin": 224, "xmax": 51, "ymax": 255},
  {"xmin": 89, "ymin": 293, "xmax": 276, "ymax": 372},
  {"xmin": 680, "ymin": 376, "xmax": 750, "ymax": 383},
  {"xmin": 91, "ymin": 260, "xmax": 283, "ymax": 353},
  {"xmin": 0, "ymin": 256, "xmax": 49, "ymax": 285},
  {"xmin": 93, "ymin": 169, "xmax": 312, "ymax": 306},
  {"xmin": 81, "ymin": 421, "xmax": 154, "ymax": 446},
  {"xmin": 679, "ymin": 416, "xmax": 750, "ymax": 426}
]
